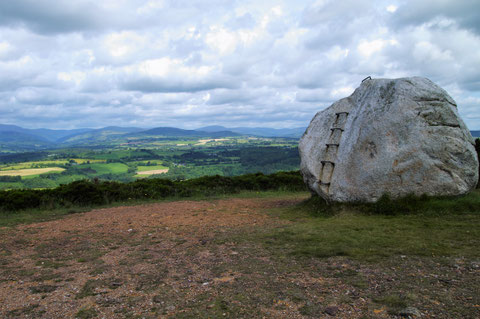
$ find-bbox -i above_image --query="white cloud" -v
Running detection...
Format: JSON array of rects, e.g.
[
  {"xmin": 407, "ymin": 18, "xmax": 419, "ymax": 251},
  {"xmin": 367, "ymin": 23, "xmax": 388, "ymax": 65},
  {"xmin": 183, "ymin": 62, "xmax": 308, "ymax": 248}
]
[
  {"xmin": 386, "ymin": 5, "xmax": 397, "ymax": 13},
  {"xmin": 205, "ymin": 27, "xmax": 238, "ymax": 55},
  {"xmin": 0, "ymin": 0, "xmax": 478, "ymax": 129},
  {"xmin": 357, "ymin": 39, "xmax": 387, "ymax": 57}
]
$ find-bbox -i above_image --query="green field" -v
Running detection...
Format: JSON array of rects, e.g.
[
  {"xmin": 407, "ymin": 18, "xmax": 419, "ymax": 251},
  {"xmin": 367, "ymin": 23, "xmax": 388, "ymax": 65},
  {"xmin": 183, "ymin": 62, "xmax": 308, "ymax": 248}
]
[
  {"xmin": 79, "ymin": 163, "xmax": 129, "ymax": 175},
  {"xmin": 0, "ymin": 159, "xmax": 105, "ymax": 171},
  {"xmin": 0, "ymin": 137, "xmax": 300, "ymax": 190}
]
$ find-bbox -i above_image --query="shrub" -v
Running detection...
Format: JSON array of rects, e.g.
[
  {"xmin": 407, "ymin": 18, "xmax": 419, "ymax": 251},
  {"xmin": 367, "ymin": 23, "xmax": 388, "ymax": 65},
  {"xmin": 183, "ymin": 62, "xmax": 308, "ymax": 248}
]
[
  {"xmin": 0, "ymin": 190, "xmax": 41, "ymax": 211},
  {"xmin": 0, "ymin": 176, "xmax": 21, "ymax": 182},
  {"xmin": 0, "ymin": 171, "xmax": 306, "ymax": 212}
]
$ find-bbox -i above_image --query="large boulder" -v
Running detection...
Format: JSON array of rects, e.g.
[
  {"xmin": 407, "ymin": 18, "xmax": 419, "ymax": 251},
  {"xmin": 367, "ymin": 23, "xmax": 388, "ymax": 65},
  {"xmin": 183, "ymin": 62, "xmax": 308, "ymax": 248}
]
[{"xmin": 299, "ymin": 77, "xmax": 479, "ymax": 202}]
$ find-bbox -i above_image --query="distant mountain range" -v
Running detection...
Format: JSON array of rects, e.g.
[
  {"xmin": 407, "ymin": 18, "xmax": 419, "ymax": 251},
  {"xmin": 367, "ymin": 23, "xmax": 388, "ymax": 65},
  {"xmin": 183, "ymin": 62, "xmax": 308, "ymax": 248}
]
[
  {"xmin": 197, "ymin": 126, "xmax": 306, "ymax": 138},
  {"xmin": 131, "ymin": 127, "xmax": 242, "ymax": 138},
  {"xmin": 0, "ymin": 123, "xmax": 304, "ymax": 151},
  {"xmin": 0, "ymin": 124, "xmax": 91, "ymax": 142},
  {"xmin": 1, "ymin": 123, "xmax": 477, "ymax": 152}
]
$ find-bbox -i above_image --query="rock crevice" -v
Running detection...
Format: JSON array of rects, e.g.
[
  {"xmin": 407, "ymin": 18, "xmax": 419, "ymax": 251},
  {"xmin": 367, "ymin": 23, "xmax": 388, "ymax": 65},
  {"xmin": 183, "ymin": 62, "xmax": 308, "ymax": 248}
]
[{"xmin": 299, "ymin": 77, "xmax": 479, "ymax": 202}]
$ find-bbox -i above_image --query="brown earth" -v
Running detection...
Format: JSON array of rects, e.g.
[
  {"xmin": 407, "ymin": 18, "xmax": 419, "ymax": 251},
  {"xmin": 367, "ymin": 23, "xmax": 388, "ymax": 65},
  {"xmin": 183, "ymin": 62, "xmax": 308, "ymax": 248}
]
[
  {"xmin": 136, "ymin": 169, "xmax": 169, "ymax": 175},
  {"xmin": 0, "ymin": 194, "xmax": 478, "ymax": 318}
]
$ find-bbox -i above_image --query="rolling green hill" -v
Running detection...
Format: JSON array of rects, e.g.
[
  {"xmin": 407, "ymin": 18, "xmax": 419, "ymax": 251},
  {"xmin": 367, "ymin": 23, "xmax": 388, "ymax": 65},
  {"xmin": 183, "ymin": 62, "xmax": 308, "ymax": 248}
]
[
  {"xmin": 130, "ymin": 127, "xmax": 240, "ymax": 138},
  {"xmin": 0, "ymin": 131, "xmax": 53, "ymax": 150}
]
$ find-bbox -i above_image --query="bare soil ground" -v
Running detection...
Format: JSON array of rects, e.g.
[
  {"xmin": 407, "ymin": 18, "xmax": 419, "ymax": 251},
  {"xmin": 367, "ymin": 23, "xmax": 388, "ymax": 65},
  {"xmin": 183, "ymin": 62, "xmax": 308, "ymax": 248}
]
[
  {"xmin": 136, "ymin": 169, "xmax": 169, "ymax": 175},
  {"xmin": 0, "ymin": 194, "xmax": 478, "ymax": 318}
]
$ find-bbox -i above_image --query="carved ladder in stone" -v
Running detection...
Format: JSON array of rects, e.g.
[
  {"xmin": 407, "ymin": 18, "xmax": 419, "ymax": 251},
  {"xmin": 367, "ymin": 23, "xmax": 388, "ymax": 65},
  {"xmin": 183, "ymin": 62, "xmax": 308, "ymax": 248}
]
[{"xmin": 318, "ymin": 112, "xmax": 349, "ymax": 193}]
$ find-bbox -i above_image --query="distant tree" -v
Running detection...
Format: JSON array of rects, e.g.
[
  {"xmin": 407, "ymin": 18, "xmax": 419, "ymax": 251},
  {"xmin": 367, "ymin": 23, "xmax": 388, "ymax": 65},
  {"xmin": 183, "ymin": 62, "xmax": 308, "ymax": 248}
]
[{"xmin": 0, "ymin": 175, "xmax": 21, "ymax": 182}]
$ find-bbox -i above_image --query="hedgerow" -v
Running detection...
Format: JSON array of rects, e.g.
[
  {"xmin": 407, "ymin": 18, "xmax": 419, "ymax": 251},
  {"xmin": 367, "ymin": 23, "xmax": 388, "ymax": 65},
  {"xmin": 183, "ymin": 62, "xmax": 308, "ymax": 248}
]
[{"xmin": 0, "ymin": 171, "xmax": 305, "ymax": 212}]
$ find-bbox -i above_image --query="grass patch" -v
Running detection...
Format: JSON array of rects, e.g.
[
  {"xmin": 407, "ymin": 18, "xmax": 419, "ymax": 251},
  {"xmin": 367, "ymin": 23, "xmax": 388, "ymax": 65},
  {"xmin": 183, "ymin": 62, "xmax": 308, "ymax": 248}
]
[
  {"xmin": 76, "ymin": 278, "xmax": 122, "ymax": 299},
  {"xmin": 35, "ymin": 259, "xmax": 66, "ymax": 269},
  {"xmin": 75, "ymin": 307, "xmax": 98, "ymax": 319},
  {"xmin": 81, "ymin": 163, "xmax": 129, "ymax": 175},
  {"xmin": 296, "ymin": 190, "xmax": 480, "ymax": 217},
  {"xmin": 374, "ymin": 294, "xmax": 415, "ymax": 314},
  {"xmin": 29, "ymin": 284, "xmax": 57, "ymax": 294},
  {"xmin": 76, "ymin": 279, "xmax": 103, "ymax": 299},
  {"xmin": 262, "ymin": 190, "xmax": 480, "ymax": 261},
  {"xmin": 7, "ymin": 304, "xmax": 45, "ymax": 318},
  {"xmin": 0, "ymin": 207, "xmax": 89, "ymax": 227}
]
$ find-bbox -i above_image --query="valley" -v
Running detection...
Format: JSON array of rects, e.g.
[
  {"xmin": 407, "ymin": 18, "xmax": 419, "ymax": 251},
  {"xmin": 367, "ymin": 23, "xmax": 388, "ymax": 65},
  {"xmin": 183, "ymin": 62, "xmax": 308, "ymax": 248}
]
[{"xmin": 0, "ymin": 133, "xmax": 299, "ymax": 190}]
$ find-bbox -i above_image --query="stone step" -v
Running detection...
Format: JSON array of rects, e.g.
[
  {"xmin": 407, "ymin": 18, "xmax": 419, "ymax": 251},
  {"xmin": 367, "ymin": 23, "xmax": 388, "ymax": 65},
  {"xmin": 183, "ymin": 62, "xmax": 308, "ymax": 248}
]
[
  {"xmin": 330, "ymin": 127, "xmax": 344, "ymax": 132},
  {"xmin": 321, "ymin": 160, "xmax": 335, "ymax": 165},
  {"xmin": 326, "ymin": 143, "xmax": 339, "ymax": 147}
]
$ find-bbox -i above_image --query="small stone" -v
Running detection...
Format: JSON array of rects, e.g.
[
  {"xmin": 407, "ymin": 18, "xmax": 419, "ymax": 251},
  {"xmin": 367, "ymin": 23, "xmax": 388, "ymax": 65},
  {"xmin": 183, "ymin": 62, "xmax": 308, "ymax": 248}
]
[
  {"xmin": 399, "ymin": 307, "xmax": 422, "ymax": 318},
  {"xmin": 324, "ymin": 306, "xmax": 339, "ymax": 316}
]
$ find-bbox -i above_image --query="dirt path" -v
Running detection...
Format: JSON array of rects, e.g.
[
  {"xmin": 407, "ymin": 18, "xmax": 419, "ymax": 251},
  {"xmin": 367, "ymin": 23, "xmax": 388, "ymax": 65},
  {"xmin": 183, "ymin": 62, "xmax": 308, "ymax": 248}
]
[{"xmin": 0, "ymin": 194, "xmax": 478, "ymax": 318}]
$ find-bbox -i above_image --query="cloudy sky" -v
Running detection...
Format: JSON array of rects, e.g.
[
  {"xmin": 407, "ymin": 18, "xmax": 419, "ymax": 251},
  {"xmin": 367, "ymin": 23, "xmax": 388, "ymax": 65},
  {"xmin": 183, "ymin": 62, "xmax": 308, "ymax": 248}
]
[{"xmin": 1, "ymin": 0, "xmax": 479, "ymax": 130}]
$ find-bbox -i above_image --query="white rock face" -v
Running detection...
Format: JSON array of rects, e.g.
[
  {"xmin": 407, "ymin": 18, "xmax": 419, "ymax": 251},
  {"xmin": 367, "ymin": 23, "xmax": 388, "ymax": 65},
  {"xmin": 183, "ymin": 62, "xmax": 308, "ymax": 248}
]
[{"xmin": 299, "ymin": 77, "xmax": 479, "ymax": 202}]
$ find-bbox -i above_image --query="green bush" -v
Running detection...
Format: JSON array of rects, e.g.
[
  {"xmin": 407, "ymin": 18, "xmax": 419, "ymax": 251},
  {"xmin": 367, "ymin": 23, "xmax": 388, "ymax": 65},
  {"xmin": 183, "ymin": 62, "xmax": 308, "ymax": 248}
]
[
  {"xmin": 0, "ymin": 176, "xmax": 21, "ymax": 182},
  {"xmin": 0, "ymin": 171, "xmax": 306, "ymax": 212},
  {"xmin": 0, "ymin": 190, "xmax": 44, "ymax": 212}
]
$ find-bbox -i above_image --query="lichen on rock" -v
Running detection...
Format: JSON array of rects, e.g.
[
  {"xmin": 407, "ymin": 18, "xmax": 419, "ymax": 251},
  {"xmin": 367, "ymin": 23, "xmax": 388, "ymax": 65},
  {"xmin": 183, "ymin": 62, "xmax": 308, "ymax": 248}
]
[{"xmin": 299, "ymin": 77, "xmax": 479, "ymax": 203}]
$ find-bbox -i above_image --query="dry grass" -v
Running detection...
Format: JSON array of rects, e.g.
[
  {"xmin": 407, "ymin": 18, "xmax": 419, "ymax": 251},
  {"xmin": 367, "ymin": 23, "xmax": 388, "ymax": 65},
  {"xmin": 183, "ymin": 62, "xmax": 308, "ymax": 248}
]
[
  {"xmin": 0, "ymin": 167, "xmax": 65, "ymax": 176},
  {"xmin": 135, "ymin": 168, "xmax": 169, "ymax": 175}
]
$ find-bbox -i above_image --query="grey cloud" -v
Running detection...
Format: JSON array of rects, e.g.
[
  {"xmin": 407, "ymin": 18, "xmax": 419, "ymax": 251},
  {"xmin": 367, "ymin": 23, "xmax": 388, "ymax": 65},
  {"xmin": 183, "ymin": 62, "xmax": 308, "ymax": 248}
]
[
  {"xmin": 119, "ymin": 75, "xmax": 238, "ymax": 93},
  {"xmin": 301, "ymin": 0, "xmax": 376, "ymax": 27},
  {"xmin": 0, "ymin": 0, "xmax": 479, "ymax": 130},
  {"xmin": 295, "ymin": 89, "xmax": 331, "ymax": 103},
  {"xmin": 391, "ymin": 0, "xmax": 480, "ymax": 34},
  {"xmin": 207, "ymin": 89, "xmax": 258, "ymax": 105},
  {"xmin": 0, "ymin": 1, "xmax": 104, "ymax": 34}
]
